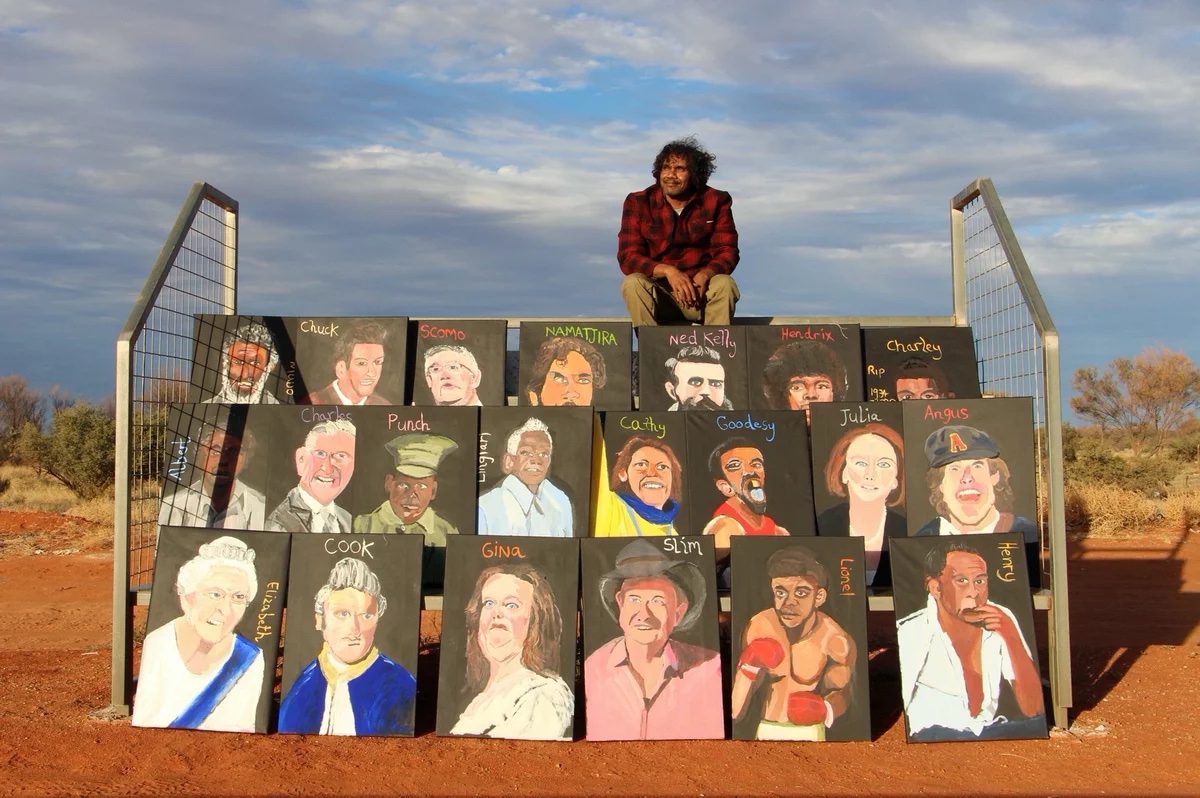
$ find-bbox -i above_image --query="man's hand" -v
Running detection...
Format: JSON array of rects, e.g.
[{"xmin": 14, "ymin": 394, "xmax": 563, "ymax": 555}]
[
  {"xmin": 654, "ymin": 263, "xmax": 698, "ymax": 308},
  {"xmin": 737, "ymin": 637, "xmax": 785, "ymax": 680},
  {"xmin": 691, "ymin": 268, "xmax": 714, "ymax": 297},
  {"xmin": 962, "ymin": 603, "xmax": 1008, "ymax": 632}
]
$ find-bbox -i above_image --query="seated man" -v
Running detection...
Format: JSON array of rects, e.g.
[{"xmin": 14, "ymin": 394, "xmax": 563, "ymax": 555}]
[{"xmin": 618, "ymin": 137, "xmax": 740, "ymax": 326}]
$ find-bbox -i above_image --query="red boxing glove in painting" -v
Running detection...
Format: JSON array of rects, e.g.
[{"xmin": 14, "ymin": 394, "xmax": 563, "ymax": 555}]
[
  {"xmin": 787, "ymin": 691, "xmax": 829, "ymax": 726},
  {"xmin": 738, "ymin": 638, "xmax": 785, "ymax": 679}
]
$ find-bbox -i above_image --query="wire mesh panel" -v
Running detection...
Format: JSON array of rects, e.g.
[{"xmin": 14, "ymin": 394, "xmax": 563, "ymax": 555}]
[
  {"xmin": 112, "ymin": 183, "xmax": 237, "ymax": 710},
  {"xmin": 952, "ymin": 178, "xmax": 1071, "ymax": 728},
  {"xmin": 125, "ymin": 194, "xmax": 237, "ymax": 586},
  {"xmin": 959, "ymin": 193, "xmax": 1050, "ymax": 553}
]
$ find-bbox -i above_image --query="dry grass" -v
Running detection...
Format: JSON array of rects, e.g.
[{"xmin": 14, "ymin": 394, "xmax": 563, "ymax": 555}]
[
  {"xmin": 1162, "ymin": 489, "xmax": 1200, "ymax": 533},
  {"xmin": 0, "ymin": 464, "xmax": 78, "ymax": 512},
  {"xmin": 0, "ymin": 465, "xmax": 114, "ymax": 554},
  {"xmin": 1066, "ymin": 479, "xmax": 1200, "ymax": 538},
  {"xmin": 0, "ymin": 465, "xmax": 115, "ymax": 525}
]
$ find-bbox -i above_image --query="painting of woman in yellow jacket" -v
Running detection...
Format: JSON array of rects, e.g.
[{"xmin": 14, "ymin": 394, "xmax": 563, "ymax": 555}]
[{"xmin": 593, "ymin": 434, "xmax": 683, "ymax": 537}]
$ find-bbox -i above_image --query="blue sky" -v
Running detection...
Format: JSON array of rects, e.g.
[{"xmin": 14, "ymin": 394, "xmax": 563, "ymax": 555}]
[{"xmin": 1, "ymin": 1, "xmax": 1196, "ymax": 413}]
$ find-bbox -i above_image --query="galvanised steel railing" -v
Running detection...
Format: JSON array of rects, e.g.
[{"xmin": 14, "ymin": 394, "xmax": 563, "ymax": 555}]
[
  {"xmin": 112, "ymin": 183, "xmax": 237, "ymax": 711},
  {"xmin": 951, "ymin": 177, "xmax": 1071, "ymax": 728}
]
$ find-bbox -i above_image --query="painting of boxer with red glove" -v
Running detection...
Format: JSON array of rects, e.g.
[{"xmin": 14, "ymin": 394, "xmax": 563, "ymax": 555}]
[{"xmin": 730, "ymin": 545, "xmax": 856, "ymax": 741}]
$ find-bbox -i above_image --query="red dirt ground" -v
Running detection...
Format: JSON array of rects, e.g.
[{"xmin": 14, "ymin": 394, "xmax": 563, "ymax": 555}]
[{"xmin": 1, "ymin": 510, "xmax": 1197, "ymax": 796}]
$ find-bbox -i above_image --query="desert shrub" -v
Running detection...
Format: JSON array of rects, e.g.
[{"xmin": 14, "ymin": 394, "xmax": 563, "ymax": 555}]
[
  {"xmin": 1063, "ymin": 433, "xmax": 1179, "ymax": 496},
  {"xmin": 1167, "ymin": 429, "xmax": 1200, "ymax": 465},
  {"xmin": 0, "ymin": 464, "xmax": 77, "ymax": 511},
  {"xmin": 1064, "ymin": 480, "xmax": 1160, "ymax": 537},
  {"xmin": 18, "ymin": 403, "xmax": 116, "ymax": 500},
  {"xmin": 1161, "ymin": 490, "xmax": 1200, "ymax": 532}
]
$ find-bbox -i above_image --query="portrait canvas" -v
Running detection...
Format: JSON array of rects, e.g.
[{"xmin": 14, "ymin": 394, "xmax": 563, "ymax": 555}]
[
  {"xmin": 286, "ymin": 316, "xmax": 409, "ymax": 407},
  {"xmin": 902, "ymin": 397, "xmax": 1040, "ymax": 586},
  {"xmin": 132, "ymin": 528, "xmax": 290, "ymax": 733},
  {"xmin": 729, "ymin": 536, "xmax": 870, "ymax": 741},
  {"xmin": 410, "ymin": 318, "xmax": 507, "ymax": 407},
  {"xmin": 278, "ymin": 533, "xmax": 423, "ymax": 737},
  {"xmin": 746, "ymin": 324, "xmax": 864, "ymax": 413},
  {"xmin": 891, "ymin": 533, "xmax": 1048, "ymax": 743},
  {"xmin": 156, "ymin": 403, "xmax": 270, "ymax": 533},
  {"xmin": 636, "ymin": 324, "xmax": 749, "ymax": 412},
  {"xmin": 862, "ymin": 326, "xmax": 981, "ymax": 403},
  {"xmin": 352, "ymin": 405, "xmax": 479, "ymax": 588},
  {"xmin": 580, "ymin": 536, "xmax": 723, "ymax": 740},
  {"xmin": 682, "ymin": 409, "xmax": 815, "ymax": 540},
  {"xmin": 594, "ymin": 412, "xmax": 691, "ymax": 538},
  {"xmin": 518, "ymin": 320, "xmax": 633, "ymax": 410},
  {"xmin": 187, "ymin": 314, "xmax": 293, "ymax": 405},
  {"xmin": 435, "ymin": 535, "xmax": 580, "ymax": 740},
  {"xmin": 809, "ymin": 402, "xmax": 906, "ymax": 587},
  {"xmin": 477, "ymin": 406, "xmax": 594, "ymax": 537}
]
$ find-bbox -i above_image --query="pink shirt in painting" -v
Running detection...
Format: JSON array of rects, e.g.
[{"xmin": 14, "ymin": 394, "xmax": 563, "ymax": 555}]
[{"xmin": 584, "ymin": 637, "xmax": 723, "ymax": 740}]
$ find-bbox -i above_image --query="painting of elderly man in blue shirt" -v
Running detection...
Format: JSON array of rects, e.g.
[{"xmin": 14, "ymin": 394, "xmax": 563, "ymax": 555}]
[
  {"xmin": 278, "ymin": 534, "xmax": 422, "ymax": 736},
  {"xmin": 132, "ymin": 529, "xmax": 290, "ymax": 733},
  {"xmin": 476, "ymin": 407, "xmax": 593, "ymax": 537}
]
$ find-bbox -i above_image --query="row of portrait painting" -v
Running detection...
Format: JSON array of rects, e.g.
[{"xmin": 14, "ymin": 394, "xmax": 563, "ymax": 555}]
[
  {"xmin": 157, "ymin": 396, "xmax": 1042, "ymax": 589},
  {"xmin": 188, "ymin": 314, "xmax": 980, "ymax": 412},
  {"xmin": 135, "ymin": 529, "xmax": 1047, "ymax": 743}
]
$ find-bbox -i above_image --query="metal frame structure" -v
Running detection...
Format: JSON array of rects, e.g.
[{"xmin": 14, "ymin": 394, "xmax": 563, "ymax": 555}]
[
  {"xmin": 112, "ymin": 183, "xmax": 238, "ymax": 712},
  {"xmin": 110, "ymin": 177, "xmax": 1070, "ymax": 729},
  {"xmin": 950, "ymin": 177, "xmax": 1071, "ymax": 729}
]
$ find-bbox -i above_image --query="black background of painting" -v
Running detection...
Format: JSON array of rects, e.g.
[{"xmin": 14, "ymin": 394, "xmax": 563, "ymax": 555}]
[
  {"xmin": 261, "ymin": 405, "xmax": 480, "ymax": 535},
  {"xmin": 862, "ymin": 326, "xmax": 981, "ymax": 403},
  {"xmin": 889, "ymin": 532, "xmax": 1047, "ymax": 741},
  {"xmin": 579, "ymin": 536, "xmax": 721, "ymax": 659},
  {"xmin": 901, "ymin": 398, "xmax": 1037, "ymax": 536},
  {"xmin": 284, "ymin": 317, "xmax": 409, "ymax": 406},
  {"xmin": 158, "ymin": 404, "xmax": 265, "ymax": 526},
  {"xmin": 728, "ymin": 536, "xmax": 871, "ymax": 741},
  {"xmin": 809, "ymin": 402, "xmax": 906, "ymax": 519},
  {"xmin": 517, "ymin": 321, "xmax": 633, "ymax": 411},
  {"xmin": 636, "ymin": 325, "xmax": 750, "ymax": 412},
  {"xmin": 745, "ymin": 324, "xmax": 865, "ymax": 410},
  {"xmin": 477, "ymin": 406, "xmax": 595, "ymax": 537},
  {"xmin": 278, "ymin": 532, "xmax": 423, "ymax": 735},
  {"xmin": 434, "ymin": 536, "xmax": 581, "ymax": 736},
  {"xmin": 142, "ymin": 528, "xmax": 291, "ymax": 733},
  {"xmin": 409, "ymin": 319, "xmax": 508, "ymax": 406},
  {"xmin": 600, "ymin": 412, "xmax": 692, "ymax": 537},
  {"xmin": 682, "ymin": 410, "xmax": 816, "ymax": 537},
  {"xmin": 187, "ymin": 315, "xmax": 294, "ymax": 404}
]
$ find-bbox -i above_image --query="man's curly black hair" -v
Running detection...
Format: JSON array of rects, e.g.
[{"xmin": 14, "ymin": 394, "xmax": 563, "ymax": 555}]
[{"xmin": 652, "ymin": 136, "xmax": 717, "ymax": 192}]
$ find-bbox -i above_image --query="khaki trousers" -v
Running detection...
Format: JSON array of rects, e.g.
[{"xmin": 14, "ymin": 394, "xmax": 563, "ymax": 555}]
[{"xmin": 621, "ymin": 273, "xmax": 740, "ymax": 326}]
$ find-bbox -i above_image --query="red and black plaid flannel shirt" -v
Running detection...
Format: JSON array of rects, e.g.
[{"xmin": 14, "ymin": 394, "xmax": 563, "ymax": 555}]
[{"xmin": 617, "ymin": 184, "xmax": 740, "ymax": 278}]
